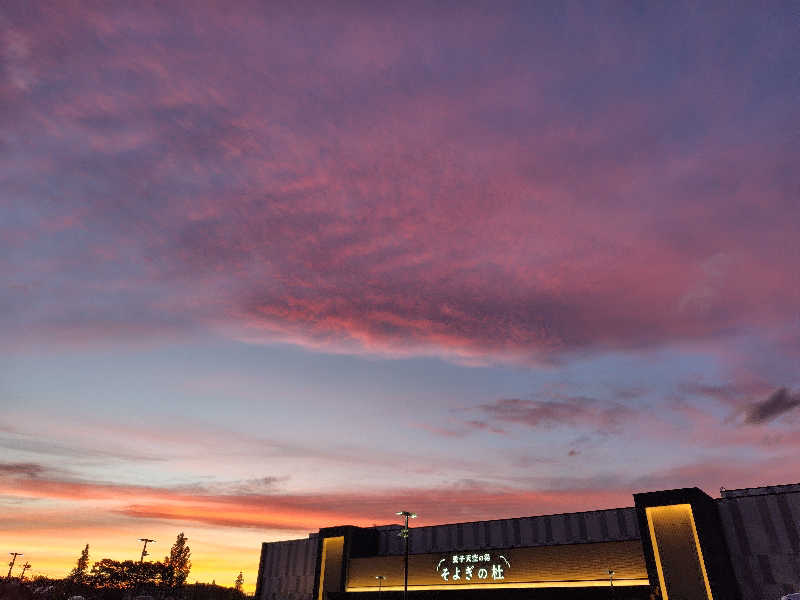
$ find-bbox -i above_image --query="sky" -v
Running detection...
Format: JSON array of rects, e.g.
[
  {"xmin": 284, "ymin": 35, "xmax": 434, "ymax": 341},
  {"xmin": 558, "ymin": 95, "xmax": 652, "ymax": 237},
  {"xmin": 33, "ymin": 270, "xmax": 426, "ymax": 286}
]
[{"xmin": 1, "ymin": 0, "xmax": 799, "ymax": 593}]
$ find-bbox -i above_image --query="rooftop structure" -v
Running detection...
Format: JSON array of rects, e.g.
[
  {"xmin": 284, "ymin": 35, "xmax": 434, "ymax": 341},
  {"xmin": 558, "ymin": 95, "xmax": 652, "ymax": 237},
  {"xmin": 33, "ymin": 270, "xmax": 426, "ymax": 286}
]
[{"xmin": 256, "ymin": 482, "xmax": 800, "ymax": 600}]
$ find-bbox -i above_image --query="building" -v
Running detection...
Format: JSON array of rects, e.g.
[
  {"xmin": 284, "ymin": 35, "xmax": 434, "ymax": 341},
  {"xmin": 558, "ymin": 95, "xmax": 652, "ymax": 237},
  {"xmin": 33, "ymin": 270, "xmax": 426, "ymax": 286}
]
[{"xmin": 255, "ymin": 483, "xmax": 800, "ymax": 600}]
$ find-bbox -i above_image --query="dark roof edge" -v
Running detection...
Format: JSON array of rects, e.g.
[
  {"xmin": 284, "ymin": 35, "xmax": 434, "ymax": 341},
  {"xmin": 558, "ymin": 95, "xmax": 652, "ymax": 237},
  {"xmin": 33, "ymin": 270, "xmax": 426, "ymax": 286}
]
[
  {"xmin": 396, "ymin": 505, "xmax": 637, "ymax": 532},
  {"xmin": 719, "ymin": 482, "xmax": 800, "ymax": 499}
]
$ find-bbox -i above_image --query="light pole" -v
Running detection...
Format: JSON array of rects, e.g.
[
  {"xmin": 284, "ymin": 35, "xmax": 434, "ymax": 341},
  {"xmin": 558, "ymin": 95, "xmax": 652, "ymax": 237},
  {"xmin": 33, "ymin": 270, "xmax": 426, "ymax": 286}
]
[
  {"xmin": 375, "ymin": 575, "xmax": 385, "ymax": 598},
  {"xmin": 7, "ymin": 553, "xmax": 23, "ymax": 579},
  {"xmin": 608, "ymin": 569, "xmax": 615, "ymax": 598},
  {"xmin": 396, "ymin": 511, "xmax": 416, "ymax": 600}
]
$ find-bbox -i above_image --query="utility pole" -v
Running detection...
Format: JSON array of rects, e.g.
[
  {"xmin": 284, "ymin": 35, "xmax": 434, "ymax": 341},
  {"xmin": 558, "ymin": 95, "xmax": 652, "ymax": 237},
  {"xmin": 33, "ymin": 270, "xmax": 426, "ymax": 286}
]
[
  {"xmin": 139, "ymin": 539, "xmax": 155, "ymax": 563},
  {"xmin": 19, "ymin": 562, "xmax": 31, "ymax": 581},
  {"xmin": 396, "ymin": 511, "xmax": 416, "ymax": 600},
  {"xmin": 7, "ymin": 553, "xmax": 23, "ymax": 579},
  {"xmin": 135, "ymin": 539, "xmax": 155, "ymax": 598}
]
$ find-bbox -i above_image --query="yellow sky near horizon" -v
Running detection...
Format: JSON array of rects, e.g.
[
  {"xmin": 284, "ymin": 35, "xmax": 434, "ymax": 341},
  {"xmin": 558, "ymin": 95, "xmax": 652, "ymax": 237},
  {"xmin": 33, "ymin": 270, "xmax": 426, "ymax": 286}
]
[{"xmin": 0, "ymin": 517, "xmax": 313, "ymax": 594}]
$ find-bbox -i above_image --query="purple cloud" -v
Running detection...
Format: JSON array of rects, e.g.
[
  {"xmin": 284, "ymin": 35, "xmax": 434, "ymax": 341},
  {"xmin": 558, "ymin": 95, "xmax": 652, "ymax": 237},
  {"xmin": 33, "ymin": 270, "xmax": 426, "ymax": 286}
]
[
  {"xmin": 472, "ymin": 395, "xmax": 634, "ymax": 432},
  {"xmin": 743, "ymin": 388, "xmax": 800, "ymax": 425},
  {"xmin": 0, "ymin": 2, "xmax": 797, "ymax": 374}
]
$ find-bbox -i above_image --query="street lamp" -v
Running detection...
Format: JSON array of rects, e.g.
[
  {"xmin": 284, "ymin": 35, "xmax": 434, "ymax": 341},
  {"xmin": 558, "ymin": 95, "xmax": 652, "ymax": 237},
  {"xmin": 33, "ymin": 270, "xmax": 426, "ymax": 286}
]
[
  {"xmin": 396, "ymin": 511, "xmax": 417, "ymax": 600},
  {"xmin": 608, "ymin": 569, "xmax": 615, "ymax": 598},
  {"xmin": 375, "ymin": 575, "xmax": 385, "ymax": 598}
]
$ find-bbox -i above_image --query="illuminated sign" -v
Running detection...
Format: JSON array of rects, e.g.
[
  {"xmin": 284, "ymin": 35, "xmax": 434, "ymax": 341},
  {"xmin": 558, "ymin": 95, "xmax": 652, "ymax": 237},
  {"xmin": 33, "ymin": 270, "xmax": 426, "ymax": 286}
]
[
  {"xmin": 435, "ymin": 552, "xmax": 511, "ymax": 583},
  {"xmin": 346, "ymin": 540, "xmax": 650, "ymax": 592}
]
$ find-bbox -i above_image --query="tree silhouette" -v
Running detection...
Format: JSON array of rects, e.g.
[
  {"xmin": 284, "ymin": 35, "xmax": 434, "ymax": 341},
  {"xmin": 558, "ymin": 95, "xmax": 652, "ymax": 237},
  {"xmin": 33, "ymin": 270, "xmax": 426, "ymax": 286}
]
[
  {"xmin": 90, "ymin": 558, "xmax": 163, "ymax": 590},
  {"xmin": 234, "ymin": 572, "xmax": 243, "ymax": 593},
  {"xmin": 68, "ymin": 544, "xmax": 90, "ymax": 582},
  {"xmin": 163, "ymin": 532, "xmax": 192, "ymax": 590}
]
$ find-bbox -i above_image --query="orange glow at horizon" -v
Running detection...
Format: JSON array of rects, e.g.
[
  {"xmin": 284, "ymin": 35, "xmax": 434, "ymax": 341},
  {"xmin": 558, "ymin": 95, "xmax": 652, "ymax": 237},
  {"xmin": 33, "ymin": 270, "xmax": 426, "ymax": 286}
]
[
  {"xmin": 0, "ymin": 519, "xmax": 286, "ymax": 594},
  {"xmin": 0, "ymin": 472, "xmax": 640, "ymax": 597}
]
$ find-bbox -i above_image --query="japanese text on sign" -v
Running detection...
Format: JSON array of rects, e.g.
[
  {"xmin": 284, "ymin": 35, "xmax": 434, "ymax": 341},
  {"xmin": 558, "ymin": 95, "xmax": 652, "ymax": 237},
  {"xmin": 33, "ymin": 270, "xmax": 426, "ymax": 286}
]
[{"xmin": 435, "ymin": 553, "xmax": 510, "ymax": 583}]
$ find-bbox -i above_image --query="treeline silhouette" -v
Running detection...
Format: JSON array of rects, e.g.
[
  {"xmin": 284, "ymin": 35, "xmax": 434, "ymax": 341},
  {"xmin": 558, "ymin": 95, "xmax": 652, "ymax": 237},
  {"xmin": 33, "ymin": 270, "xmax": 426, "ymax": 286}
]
[{"xmin": 1, "ymin": 534, "xmax": 249, "ymax": 600}]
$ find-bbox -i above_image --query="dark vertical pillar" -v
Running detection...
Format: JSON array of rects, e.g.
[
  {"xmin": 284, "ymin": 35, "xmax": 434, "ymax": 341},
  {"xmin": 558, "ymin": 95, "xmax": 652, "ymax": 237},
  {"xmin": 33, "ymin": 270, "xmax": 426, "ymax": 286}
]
[
  {"xmin": 312, "ymin": 526, "xmax": 379, "ymax": 600},
  {"xmin": 634, "ymin": 487, "xmax": 741, "ymax": 600}
]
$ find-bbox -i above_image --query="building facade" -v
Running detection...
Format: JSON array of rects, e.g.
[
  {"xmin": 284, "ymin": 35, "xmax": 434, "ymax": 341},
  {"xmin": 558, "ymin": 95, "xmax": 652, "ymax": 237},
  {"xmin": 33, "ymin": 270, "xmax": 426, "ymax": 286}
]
[{"xmin": 256, "ymin": 483, "xmax": 800, "ymax": 600}]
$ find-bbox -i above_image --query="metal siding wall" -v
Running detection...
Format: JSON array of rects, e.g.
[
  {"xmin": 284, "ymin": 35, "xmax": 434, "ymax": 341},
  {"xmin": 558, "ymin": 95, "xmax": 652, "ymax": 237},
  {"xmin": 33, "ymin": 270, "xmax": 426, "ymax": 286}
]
[
  {"xmin": 377, "ymin": 531, "xmax": 385, "ymax": 555},
  {"xmin": 425, "ymin": 526, "xmax": 434, "ymax": 552},
  {"xmin": 616, "ymin": 508, "xmax": 631, "ymax": 538},
  {"xmin": 576, "ymin": 511, "xmax": 589, "ymax": 540},
  {"xmin": 550, "ymin": 514, "xmax": 566, "ymax": 543},
  {"xmin": 374, "ymin": 508, "xmax": 642, "ymax": 557},
  {"xmin": 462, "ymin": 521, "xmax": 476, "ymax": 548},
  {"xmin": 410, "ymin": 527, "xmax": 422, "ymax": 553},
  {"xmin": 391, "ymin": 529, "xmax": 403, "ymax": 554},
  {"xmin": 498, "ymin": 519, "xmax": 509, "ymax": 546},
  {"xmin": 718, "ymin": 490, "xmax": 800, "ymax": 599},
  {"xmin": 486, "ymin": 521, "xmax": 502, "ymax": 548},
  {"xmin": 512, "ymin": 517, "xmax": 522, "ymax": 546},
  {"xmin": 258, "ymin": 537, "xmax": 318, "ymax": 600},
  {"xmin": 518, "ymin": 516, "xmax": 533, "ymax": 546},
  {"xmin": 563, "ymin": 513, "xmax": 574, "ymax": 542},
  {"xmin": 255, "ymin": 543, "xmax": 267, "ymax": 600},
  {"xmin": 448, "ymin": 524, "xmax": 458, "ymax": 550},
  {"xmin": 585, "ymin": 512, "xmax": 603, "ymax": 541}
]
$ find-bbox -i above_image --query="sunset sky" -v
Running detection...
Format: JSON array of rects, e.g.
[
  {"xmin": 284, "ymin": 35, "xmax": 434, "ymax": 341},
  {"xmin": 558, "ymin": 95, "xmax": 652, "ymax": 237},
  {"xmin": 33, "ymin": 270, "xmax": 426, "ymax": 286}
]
[{"xmin": 1, "ymin": 1, "xmax": 799, "ymax": 593}]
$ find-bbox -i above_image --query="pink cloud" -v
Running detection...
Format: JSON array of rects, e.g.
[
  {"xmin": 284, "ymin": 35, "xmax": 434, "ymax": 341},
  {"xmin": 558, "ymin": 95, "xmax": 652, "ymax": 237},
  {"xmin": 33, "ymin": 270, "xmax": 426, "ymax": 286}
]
[
  {"xmin": 0, "ymin": 462, "xmax": 635, "ymax": 530},
  {"xmin": 5, "ymin": 456, "xmax": 798, "ymax": 536},
  {"xmin": 1, "ymin": 2, "xmax": 796, "ymax": 370}
]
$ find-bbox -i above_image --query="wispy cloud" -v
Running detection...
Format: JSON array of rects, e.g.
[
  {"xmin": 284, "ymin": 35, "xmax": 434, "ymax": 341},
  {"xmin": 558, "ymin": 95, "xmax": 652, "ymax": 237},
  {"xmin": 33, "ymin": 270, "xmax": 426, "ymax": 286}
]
[
  {"xmin": 678, "ymin": 379, "xmax": 774, "ymax": 408},
  {"xmin": 0, "ymin": 430, "xmax": 167, "ymax": 463},
  {"xmin": 444, "ymin": 383, "xmax": 800, "ymax": 455},
  {"xmin": 0, "ymin": 461, "xmax": 635, "ymax": 528},
  {"xmin": 0, "ymin": 2, "xmax": 797, "ymax": 369},
  {"xmin": 467, "ymin": 395, "xmax": 634, "ymax": 433},
  {"xmin": 743, "ymin": 388, "xmax": 800, "ymax": 425},
  {"xmin": 0, "ymin": 462, "xmax": 49, "ymax": 478},
  {"xmin": 5, "ymin": 454, "xmax": 799, "ymax": 534}
]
